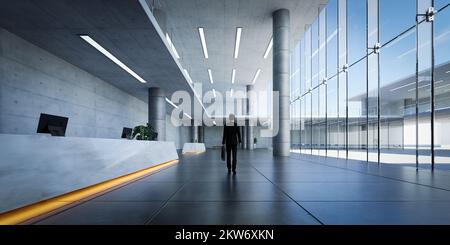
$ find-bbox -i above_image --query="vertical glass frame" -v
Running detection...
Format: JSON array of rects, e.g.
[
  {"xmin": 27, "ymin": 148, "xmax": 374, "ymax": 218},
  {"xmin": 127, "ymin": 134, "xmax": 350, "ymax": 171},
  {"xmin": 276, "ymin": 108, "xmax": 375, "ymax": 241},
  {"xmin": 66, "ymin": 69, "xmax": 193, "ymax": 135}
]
[
  {"xmin": 338, "ymin": 0, "xmax": 348, "ymax": 159},
  {"xmin": 434, "ymin": 3, "xmax": 450, "ymax": 170},
  {"xmin": 367, "ymin": 0, "xmax": 380, "ymax": 163}
]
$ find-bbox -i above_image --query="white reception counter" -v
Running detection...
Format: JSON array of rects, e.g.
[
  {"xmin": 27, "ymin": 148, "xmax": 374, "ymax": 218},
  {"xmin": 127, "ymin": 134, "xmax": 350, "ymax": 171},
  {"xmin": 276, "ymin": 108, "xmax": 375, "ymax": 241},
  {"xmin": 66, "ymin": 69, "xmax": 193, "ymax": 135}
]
[{"xmin": 0, "ymin": 134, "xmax": 179, "ymax": 213}]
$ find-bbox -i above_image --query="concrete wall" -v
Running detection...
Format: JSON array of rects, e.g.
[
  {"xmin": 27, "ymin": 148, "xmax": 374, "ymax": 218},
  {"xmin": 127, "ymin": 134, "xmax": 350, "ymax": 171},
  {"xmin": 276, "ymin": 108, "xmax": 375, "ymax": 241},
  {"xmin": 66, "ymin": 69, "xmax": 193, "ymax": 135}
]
[
  {"xmin": 0, "ymin": 28, "xmax": 148, "ymax": 139},
  {"xmin": 165, "ymin": 114, "xmax": 190, "ymax": 149},
  {"xmin": 0, "ymin": 29, "xmax": 191, "ymax": 149}
]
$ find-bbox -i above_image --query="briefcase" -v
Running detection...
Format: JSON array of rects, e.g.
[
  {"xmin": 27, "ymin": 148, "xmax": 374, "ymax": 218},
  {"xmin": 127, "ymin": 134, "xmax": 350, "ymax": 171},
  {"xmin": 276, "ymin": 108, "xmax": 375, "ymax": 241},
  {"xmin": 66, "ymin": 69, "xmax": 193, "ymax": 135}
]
[{"xmin": 221, "ymin": 145, "xmax": 226, "ymax": 161}]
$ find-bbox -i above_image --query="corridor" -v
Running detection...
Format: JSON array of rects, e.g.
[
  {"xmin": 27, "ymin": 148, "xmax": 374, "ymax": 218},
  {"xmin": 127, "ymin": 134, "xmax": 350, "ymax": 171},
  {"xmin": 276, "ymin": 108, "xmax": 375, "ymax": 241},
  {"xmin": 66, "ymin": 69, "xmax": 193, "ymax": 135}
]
[{"xmin": 34, "ymin": 150, "xmax": 450, "ymax": 225}]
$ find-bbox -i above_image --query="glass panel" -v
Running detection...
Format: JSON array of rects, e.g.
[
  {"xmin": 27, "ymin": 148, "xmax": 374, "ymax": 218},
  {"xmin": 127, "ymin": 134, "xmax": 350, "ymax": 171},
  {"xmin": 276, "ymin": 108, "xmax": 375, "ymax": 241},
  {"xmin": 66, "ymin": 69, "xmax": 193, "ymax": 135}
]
[
  {"xmin": 367, "ymin": 0, "xmax": 379, "ymax": 163},
  {"xmin": 327, "ymin": 0, "xmax": 339, "ymax": 78},
  {"xmin": 348, "ymin": 60, "xmax": 368, "ymax": 161},
  {"xmin": 318, "ymin": 9, "xmax": 327, "ymax": 156},
  {"xmin": 338, "ymin": 0, "xmax": 347, "ymax": 159},
  {"xmin": 348, "ymin": 0, "xmax": 367, "ymax": 64},
  {"xmin": 300, "ymin": 97, "xmax": 308, "ymax": 154},
  {"xmin": 305, "ymin": 29, "xmax": 312, "ymax": 90},
  {"xmin": 327, "ymin": 76, "xmax": 339, "ymax": 157},
  {"xmin": 312, "ymin": 19, "xmax": 320, "ymax": 87},
  {"xmin": 379, "ymin": 27, "xmax": 416, "ymax": 166},
  {"xmin": 434, "ymin": 4, "xmax": 450, "ymax": 170},
  {"xmin": 319, "ymin": 84, "xmax": 327, "ymax": 156},
  {"xmin": 436, "ymin": 0, "xmax": 450, "ymax": 10},
  {"xmin": 292, "ymin": 44, "xmax": 301, "ymax": 98},
  {"xmin": 380, "ymin": 0, "xmax": 416, "ymax": 44},
  {"xmin": 312, "ymin": 89, "xmax": 319, "ymax": 155},
  {"xmin": 319, "ymin": 9, "xmax": 327, "ymax": 82},
  {"xmin": 304, "ymin": 94, "xmax": 312, "ymax": 153},
  {"xmin": 417, "ymin": 0, "xmax": 433, "ymax": 168},
  {"xmin": 300, "ymin": 40, "xmax": 306, "ymax": 94}
]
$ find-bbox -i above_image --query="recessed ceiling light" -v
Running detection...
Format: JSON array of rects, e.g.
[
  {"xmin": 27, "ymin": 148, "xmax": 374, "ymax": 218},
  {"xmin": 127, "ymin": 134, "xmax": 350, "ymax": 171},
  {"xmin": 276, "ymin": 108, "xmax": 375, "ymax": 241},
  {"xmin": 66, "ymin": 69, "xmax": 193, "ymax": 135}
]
[
  {"xmin": 198, "ymin": 27, "xmax": 209, "ymax": 59},
  {"xmin": 166, "ymin": 33, "xmax": 180, "ymax": 59},
  {"xmin": 80, "ymin": 35, "xmax": 147, "ymax": 84},
  {"xmin": 263, "ymin": 37, "xmax": 273, "ymax": 59},
  {"xmin": 232, "ymin": 69, "xmax": 236, "ymax": 84},
  {"xmin": 208, "ymin": 69, "xmax": 214, "ymax": 84},
  {"xmin": 234, "ymin": 27, "xmax": 242, "ymax": 59},
  {"xmin": 213, "ymin": 88, "xmax": 217, "ymax": 98},
  {"xmin": 252, "ymin": 69, "xmax": 262, "ymax": 84},
  {"xmin": 165, "ymin": 98, "xmax": 178, "ymax": 108}
]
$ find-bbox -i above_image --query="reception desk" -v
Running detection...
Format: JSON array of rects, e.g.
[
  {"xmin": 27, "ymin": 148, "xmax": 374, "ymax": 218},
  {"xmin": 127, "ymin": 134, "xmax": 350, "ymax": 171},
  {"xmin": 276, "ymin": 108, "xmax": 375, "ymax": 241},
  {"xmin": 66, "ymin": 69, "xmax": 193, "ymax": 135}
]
[
  {"xmin": 182, "ymin": 143, "xmax": 206, "ymax": 154},
  {"xmin": 0, "ymin": 134, "xmax": 179, "ymax": 213}
]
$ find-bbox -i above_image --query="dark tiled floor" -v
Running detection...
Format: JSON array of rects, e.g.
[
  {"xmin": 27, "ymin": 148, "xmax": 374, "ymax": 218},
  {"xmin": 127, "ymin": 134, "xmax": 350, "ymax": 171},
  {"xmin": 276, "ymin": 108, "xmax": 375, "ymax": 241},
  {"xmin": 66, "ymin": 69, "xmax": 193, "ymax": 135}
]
[{"xmin": 35, "ymin": 150, "xmax": 450, "ymax": 225}]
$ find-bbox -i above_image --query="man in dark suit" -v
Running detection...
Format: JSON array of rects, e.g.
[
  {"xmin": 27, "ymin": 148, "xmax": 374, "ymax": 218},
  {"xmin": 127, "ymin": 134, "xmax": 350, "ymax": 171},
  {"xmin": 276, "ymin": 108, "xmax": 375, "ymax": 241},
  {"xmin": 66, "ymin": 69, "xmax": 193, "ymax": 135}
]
[{"xmin": 222, "ymin": 114, "xmax": 242, "ymax": 175}]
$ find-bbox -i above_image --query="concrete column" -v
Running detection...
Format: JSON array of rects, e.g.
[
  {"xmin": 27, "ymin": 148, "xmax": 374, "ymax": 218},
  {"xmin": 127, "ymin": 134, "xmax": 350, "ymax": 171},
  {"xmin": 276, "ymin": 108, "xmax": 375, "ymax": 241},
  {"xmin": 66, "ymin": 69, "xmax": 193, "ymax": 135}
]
[
  {"xmin": 148, "ymin": 87, "xmax": 166, "ymax": 141},
  {"xmin": 198, "ymin": 126, "xmax": 204, "ymax": 143},
  {"xmin": 241, "ymin": 126, "xmax": 247, "ymax": 149},
  {"xmin": 246, "ymin": 85, "xmax": 255, "ymax": 150},
  {"xmin": 273, "ymin": 9, "xmax": 291, "ymax": 157},
  {"xmin": 247, "ymin": 120, "xmax": 254, "ymax": 150},
  {"xmin": 191, "ymin": 121, "xmax": 199, "ymax": 143}
]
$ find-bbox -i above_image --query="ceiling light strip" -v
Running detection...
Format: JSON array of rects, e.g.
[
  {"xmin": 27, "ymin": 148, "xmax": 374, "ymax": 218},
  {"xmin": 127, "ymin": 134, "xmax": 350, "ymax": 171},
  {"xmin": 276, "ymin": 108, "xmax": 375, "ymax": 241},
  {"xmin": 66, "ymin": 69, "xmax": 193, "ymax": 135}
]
[
  {"xmin": 208, "ymin": 69, "xmax": 214, "ymax": 84},
  {"xmin": 232, "ymin": 69, "xmax": 236, "ymax": 84},
  {"xmin": 166, "ymin": 33, "xmax": 180, "ymax": 59},
  {"xmin": 263, "ymin": 37, "xmax": 273, "ymax": 59},
  {"xmin": 234, "ymin": 27, "xmax": 242, "ymax": 59},
  {"xmin": 80, "ymin": 35, "xmax": 147, "ymax": 84},
  {"xmin": 252, "ymin": 69, "xmax": 261, "ymax": 84},
  {"xmin": 165, "ymin": 98, "xmax": 178, "ymax": 108},
  {"xmin": 198, "ymin": 27, "xmax": 209, "ymax": 59},
  {"xmin": 184, "ymin": 69, "xmax": 194, "ymax": 84}
]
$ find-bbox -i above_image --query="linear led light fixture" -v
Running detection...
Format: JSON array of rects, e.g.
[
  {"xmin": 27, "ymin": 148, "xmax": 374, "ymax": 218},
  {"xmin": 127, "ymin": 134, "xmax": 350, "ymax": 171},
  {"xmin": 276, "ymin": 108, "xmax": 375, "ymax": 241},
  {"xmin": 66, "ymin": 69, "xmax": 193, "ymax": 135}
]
[
  {"xmin": 166, "ymin": 33, "xmax": 180, "ymax": 59},
  {"xmin": 184, "ymin": 113, "xmax": 192, "ymax": 120},
  {"xmin": 230, "ymin": 89, "xmax": 234, "ymax": 97},
  {"xmin": 446, "ymin": 70, "xmax": 450, "ymax": 74},
  {"xmin": 184, "ymin": 69, "xmax": 193, "ymax": 84},
  {"xmin": 263, "ymin": 37, "xmax": 273, "ymax": 59},
  {"xmin": 232, "ymin": 69, "xmax": 236, "ymax": 84},
  {"xmin": 213, "ymin": 88, "xmax": 217, "ymax": 98},
  {"xmin": 198, "ymin": 27, "xmax": 209, "ymax": 59},
  {"xmin": 165, "ymin": 97, "xmax": 178, "ymax": 109},
  {"xmin": 252, "ymin": 69, "xmax": 262, "ymax": 84},
  {"xmin": 234, "ymin": 27, "xmax": 242, "ymax": 59},
  {"xmin": 208, "ymin": 69, "xmax": 214, "ymax": 84},
  {"xmin": 80, "ymin": 35, "xmax": 147, "ymax": 84}
]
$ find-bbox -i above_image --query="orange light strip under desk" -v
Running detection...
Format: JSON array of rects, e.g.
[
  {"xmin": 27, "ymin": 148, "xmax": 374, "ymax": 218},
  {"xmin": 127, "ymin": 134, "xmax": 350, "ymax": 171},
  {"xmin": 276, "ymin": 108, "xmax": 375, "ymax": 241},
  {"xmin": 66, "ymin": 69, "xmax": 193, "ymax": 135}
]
[
  {"xmin": 183, "ymin": 151, "xmax": 205, "ymax": 156},
  {"xmin": 0, "ymin": 159, "xmax": 178, "ymax": 225}
]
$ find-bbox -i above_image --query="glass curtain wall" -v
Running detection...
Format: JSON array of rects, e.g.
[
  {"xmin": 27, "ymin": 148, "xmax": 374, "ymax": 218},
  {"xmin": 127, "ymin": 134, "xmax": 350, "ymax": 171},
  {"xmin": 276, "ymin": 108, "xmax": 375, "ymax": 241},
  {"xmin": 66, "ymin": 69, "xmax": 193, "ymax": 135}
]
[
  {"xmin": 289, "ymin": 0, "xmax": 450, "ymax": 171},
  {"xmin": 435, "ymin": 1, "xmax": 450, "ymax": 170},
  {"xmin": 327, "ymin": 0, "xmax": 339, "ymax": 158},
  {"xmin": 347, "ymin": 0, "xmax": 368, "ymax": 161}
]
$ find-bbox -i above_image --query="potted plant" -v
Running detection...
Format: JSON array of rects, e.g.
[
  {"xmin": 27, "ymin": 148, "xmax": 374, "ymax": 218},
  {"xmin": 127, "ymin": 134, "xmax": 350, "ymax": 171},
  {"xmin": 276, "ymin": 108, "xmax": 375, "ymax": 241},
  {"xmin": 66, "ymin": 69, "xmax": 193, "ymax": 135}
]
[{"xmin": 132, "ymin": 123, "xmax": 158, "ymax": 141}]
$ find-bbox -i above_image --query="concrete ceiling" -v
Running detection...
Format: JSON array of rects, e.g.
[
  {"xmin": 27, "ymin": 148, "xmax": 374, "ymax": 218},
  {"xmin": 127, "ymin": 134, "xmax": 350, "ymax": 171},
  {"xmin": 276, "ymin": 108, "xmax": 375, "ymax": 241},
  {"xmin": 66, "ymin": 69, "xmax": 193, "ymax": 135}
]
[
  {"xmin": 0, "ymin": 0, "xmax": 194, "ymax": 105},
  {"xmin": 0, "ymin": 0, "xmax": 327, "ymax": 115},
  {"xmin": 157, "ymin": 0, "xmax": 328, "ymax": 95}
]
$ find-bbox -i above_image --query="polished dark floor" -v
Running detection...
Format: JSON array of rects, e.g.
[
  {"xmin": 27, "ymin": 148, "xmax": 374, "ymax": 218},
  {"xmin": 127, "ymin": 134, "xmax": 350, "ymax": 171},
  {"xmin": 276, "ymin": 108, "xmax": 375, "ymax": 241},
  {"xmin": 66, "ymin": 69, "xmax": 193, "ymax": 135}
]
[{"xmin": 35, "ymin": 150, "xmax": 450, "ymax": 225}]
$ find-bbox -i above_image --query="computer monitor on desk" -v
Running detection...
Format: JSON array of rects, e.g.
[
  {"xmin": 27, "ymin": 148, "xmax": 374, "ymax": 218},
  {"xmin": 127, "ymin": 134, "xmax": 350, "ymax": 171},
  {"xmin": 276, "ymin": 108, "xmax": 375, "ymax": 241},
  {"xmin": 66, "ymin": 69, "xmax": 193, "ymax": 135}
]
[
  {"xmin": 121, "ymin": 127, "xmax": 133, "ymax": 139},
  {"xmin": 37, "ymin": 113, "xmax": 68, "ymax": 137}
]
